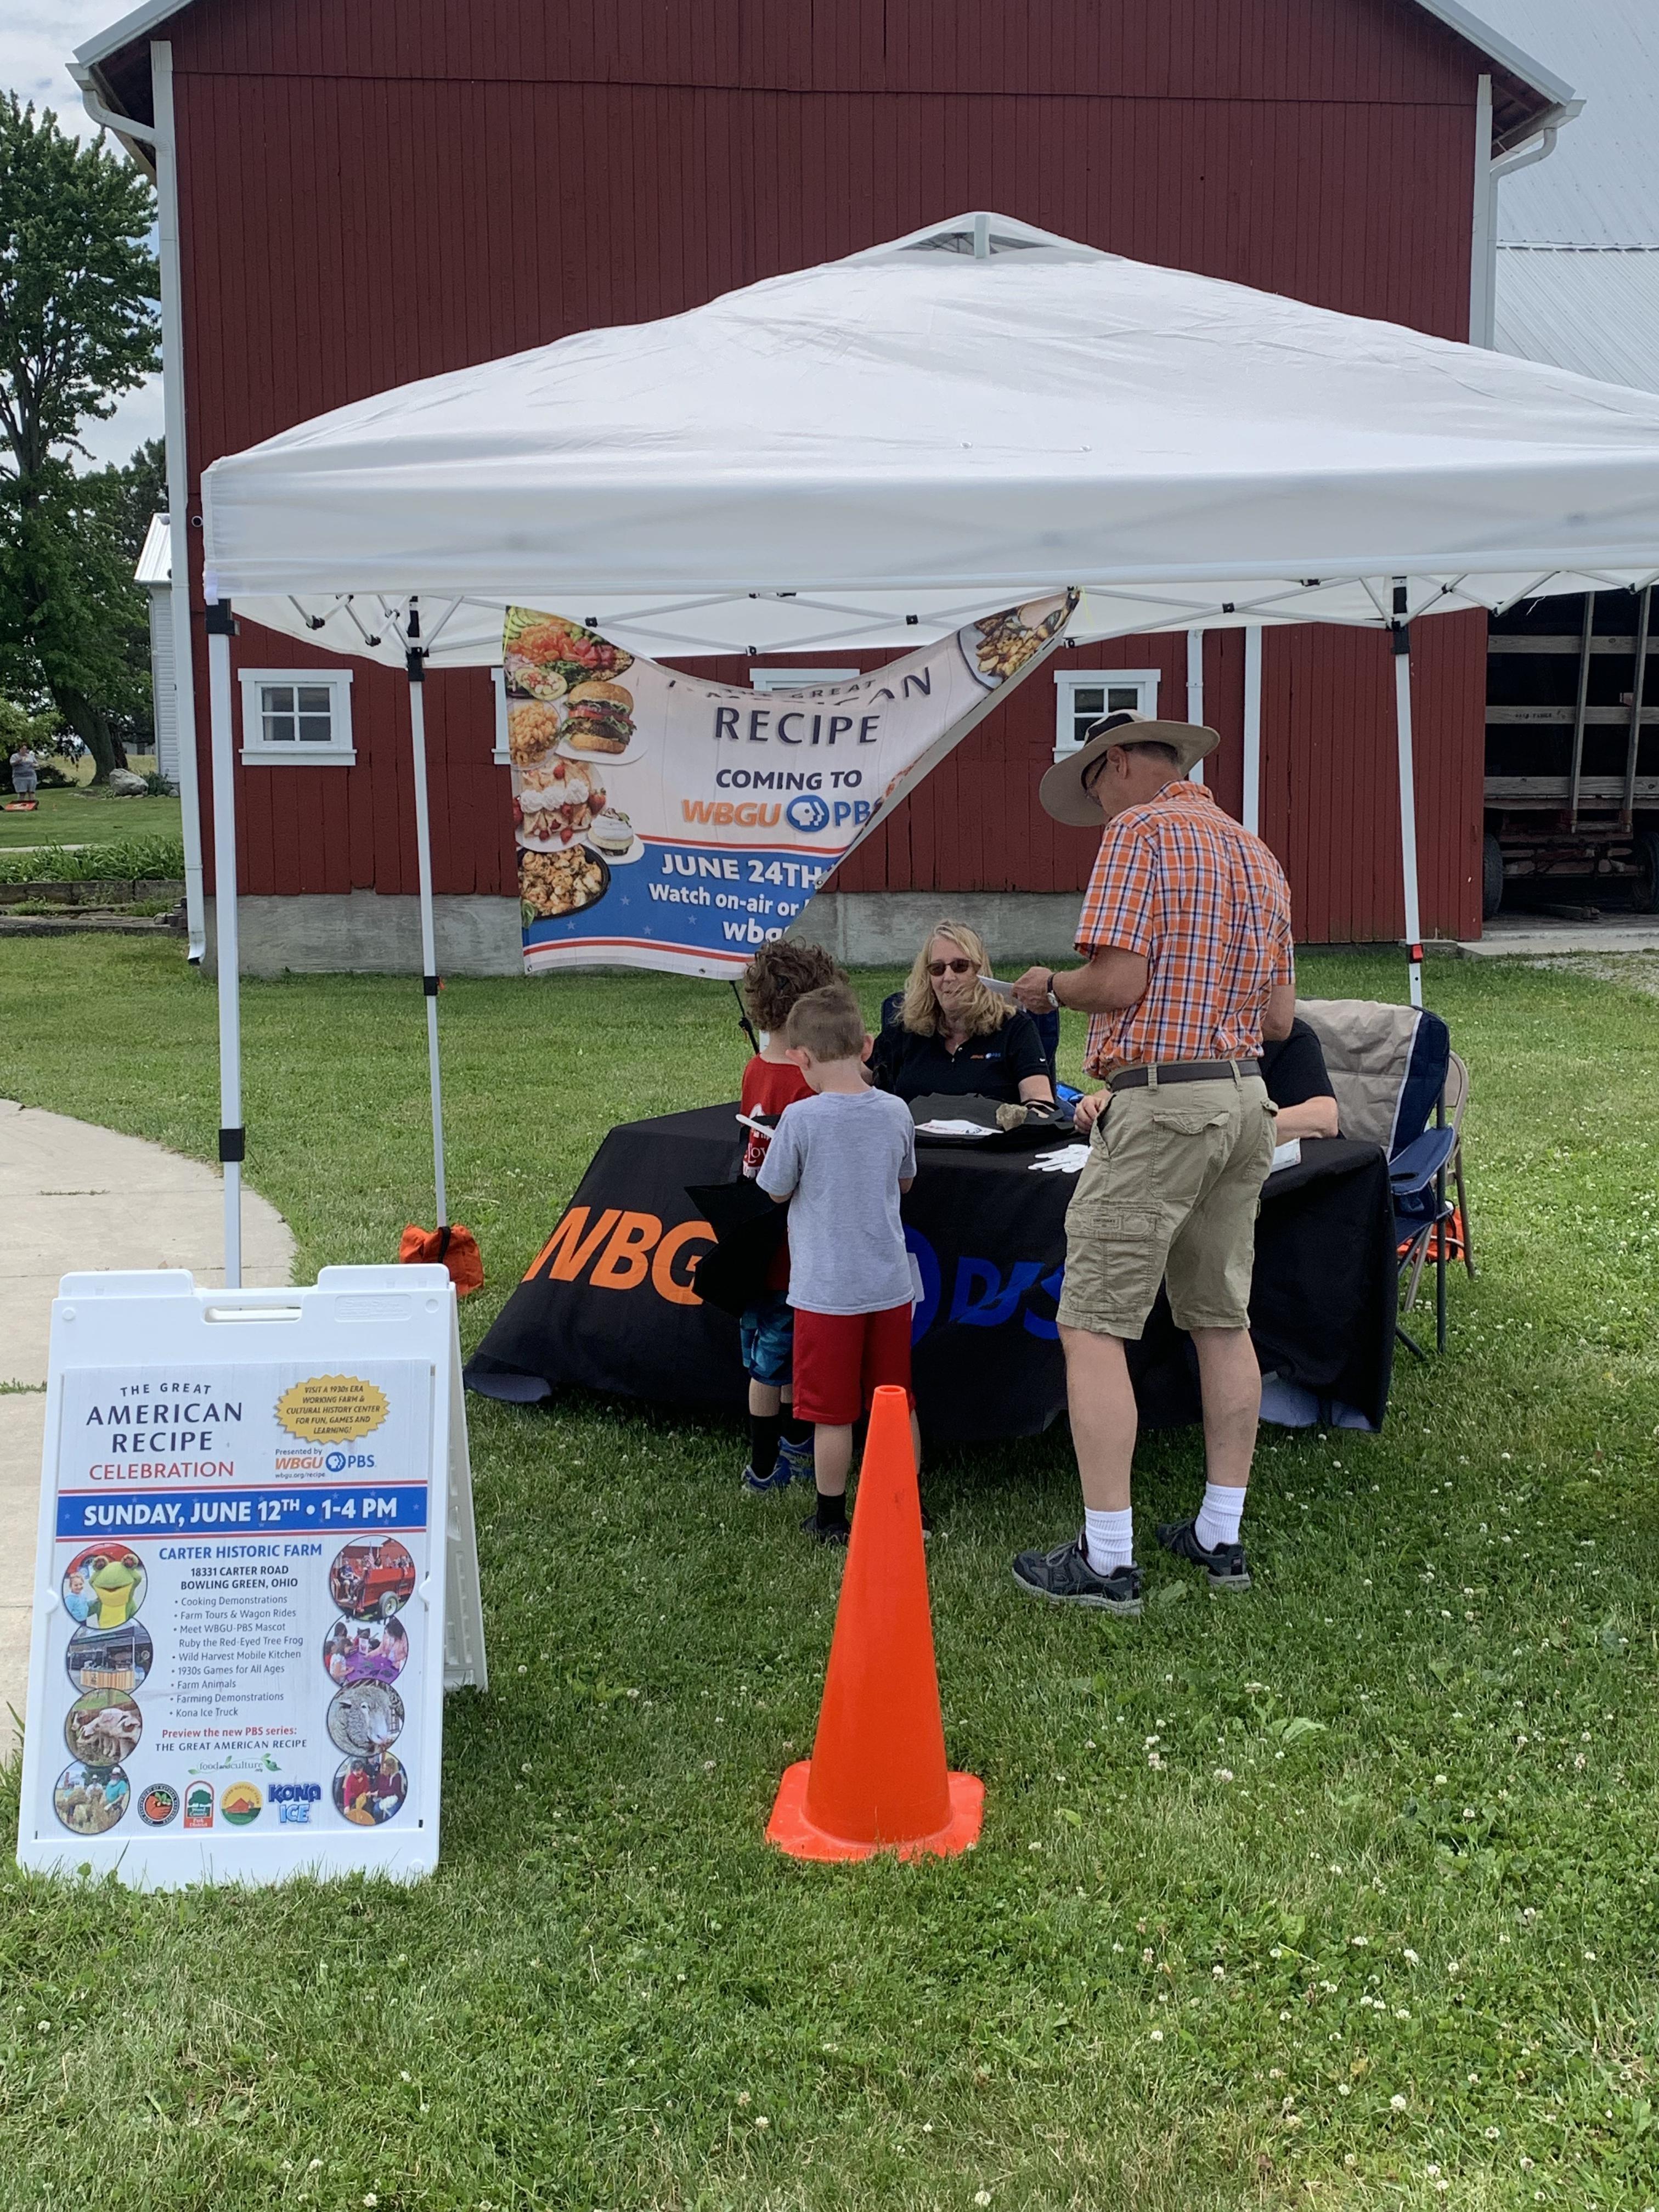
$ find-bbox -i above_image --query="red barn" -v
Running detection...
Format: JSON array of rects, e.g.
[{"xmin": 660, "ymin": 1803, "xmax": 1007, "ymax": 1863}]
[{"xmin": 74, "ymin": 0, "xmax": 1573, "ymax": 970}]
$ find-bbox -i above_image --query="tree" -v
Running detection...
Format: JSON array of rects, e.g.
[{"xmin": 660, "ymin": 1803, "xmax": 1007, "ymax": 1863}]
[{"xmin": 0, "ymin": 97, "xmax": 160, "ymax": 781}]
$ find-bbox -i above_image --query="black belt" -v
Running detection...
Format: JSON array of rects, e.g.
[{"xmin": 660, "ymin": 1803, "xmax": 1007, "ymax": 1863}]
[{"xmin": 1106, "ymin": 1059, "xmax": 1260, "ymax": 1091}]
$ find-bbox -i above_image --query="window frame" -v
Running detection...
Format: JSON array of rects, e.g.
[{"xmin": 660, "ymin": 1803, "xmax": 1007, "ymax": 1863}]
[
  {"xmin": 238, "ymin": 668, "xmax": 356, "ymax": 766},
  {"xmin": 1052, "ymin": 668, "xmax": 1161, "ymax": 763},
  {"xmin": 748, "ymin": 667, "xmax": 860, "ymax": 693}
]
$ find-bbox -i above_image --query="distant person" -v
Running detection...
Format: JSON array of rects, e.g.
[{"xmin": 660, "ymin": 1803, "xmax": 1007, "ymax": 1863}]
[
  {"xmin": 8, "ymin": 741, "xmax": 38, "ymax": 799},
  {"xmin": 871, "ymin": 919, "xmax": 1054, "ymax": 1105},
  {"xmin": 733, "ymin": 939, "xmax": 848, "ymax": 1496},
  {"xmin": 758, "ymin": 983, "xmax": 920, "ymax": 1544}
]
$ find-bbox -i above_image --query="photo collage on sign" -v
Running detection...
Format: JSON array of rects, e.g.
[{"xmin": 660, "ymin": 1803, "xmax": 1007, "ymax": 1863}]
[
  {"xmin": 324, "ymin": 1538, "xmax": 415, "ymax": 1826},
  {"xmin": 53, "ymin": 1543, "xmax": 148, "ymax": 1835}
]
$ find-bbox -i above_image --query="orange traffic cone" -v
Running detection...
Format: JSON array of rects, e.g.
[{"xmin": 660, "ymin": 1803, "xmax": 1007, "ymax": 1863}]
[{"xmin": 767, "ymin": 1385, "xmax": 984, "ymax": 1861}]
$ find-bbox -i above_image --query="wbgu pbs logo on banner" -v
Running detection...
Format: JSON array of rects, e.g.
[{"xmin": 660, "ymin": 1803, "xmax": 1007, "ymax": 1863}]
[{"xmin": 500, "ymin": 594, "xmax": 1077, "ymax": 978}]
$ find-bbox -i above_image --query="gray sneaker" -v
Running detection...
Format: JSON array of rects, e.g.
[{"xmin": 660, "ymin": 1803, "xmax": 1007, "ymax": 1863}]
[{"xmin": 1012, "ymin": 1534, "xmax": 1142, "ymax": 1617}]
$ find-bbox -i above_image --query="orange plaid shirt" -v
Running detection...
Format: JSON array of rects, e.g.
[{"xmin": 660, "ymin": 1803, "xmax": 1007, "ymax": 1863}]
[{"xmin": 1073, "ymin": 781, "xmax": 1294, "ymax": 1076}]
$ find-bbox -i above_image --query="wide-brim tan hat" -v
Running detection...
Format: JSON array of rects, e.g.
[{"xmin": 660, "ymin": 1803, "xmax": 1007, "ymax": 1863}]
[{"xmin": 1038, "ymin": 708, "xmax": 1221, "ymax": 827}]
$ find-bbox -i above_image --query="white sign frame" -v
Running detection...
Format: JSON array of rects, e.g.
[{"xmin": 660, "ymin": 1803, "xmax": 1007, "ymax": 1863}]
[{"xmin": 16, "ymin": 1264, "xmax": 486, "ymax": 1889}]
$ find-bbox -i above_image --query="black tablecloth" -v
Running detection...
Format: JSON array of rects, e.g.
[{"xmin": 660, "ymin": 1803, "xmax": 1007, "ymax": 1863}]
[{"xmin": 466, "ymin": 1105, "xmax": 1396, "ymax": 1441}]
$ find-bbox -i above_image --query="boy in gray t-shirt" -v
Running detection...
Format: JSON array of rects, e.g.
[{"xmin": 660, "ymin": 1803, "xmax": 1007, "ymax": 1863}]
[{"xmin": 758, "ymin": 984, "xmax": 919, "ymax": 1543}]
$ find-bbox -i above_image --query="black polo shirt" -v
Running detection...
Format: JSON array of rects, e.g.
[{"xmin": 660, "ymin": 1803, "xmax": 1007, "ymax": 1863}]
[
  {"xmin": 871, "ymin": 1009, "xmax": 1050, "ymax": 1104},
  {"xmin": 1258, "ymin": 1017, "xmax": 1335, "ymax": 1110}
]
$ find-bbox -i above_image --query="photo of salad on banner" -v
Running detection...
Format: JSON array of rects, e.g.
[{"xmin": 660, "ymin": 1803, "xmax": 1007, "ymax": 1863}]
[{"xmin": 501, "ymin": 591, "xmax": 1077, "ymax": 974}]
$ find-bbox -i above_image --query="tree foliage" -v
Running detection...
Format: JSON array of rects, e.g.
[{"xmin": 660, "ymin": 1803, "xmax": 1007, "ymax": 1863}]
[{"xmin": 0, "ymin": 96, "xmax": 160, "ymax": 779}]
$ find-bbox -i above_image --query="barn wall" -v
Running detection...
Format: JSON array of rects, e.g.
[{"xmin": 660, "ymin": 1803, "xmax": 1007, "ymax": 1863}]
[{"xmin": 162, "ymin": 0, "xmax": 1494, "ymax": 941}]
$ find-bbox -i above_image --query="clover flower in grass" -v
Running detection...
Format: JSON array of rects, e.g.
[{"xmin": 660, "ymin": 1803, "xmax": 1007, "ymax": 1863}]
[
  {"xmin": 975, "ymin": 2195, "xmax": 993, "ymax": 2207},
  {"xmin": 1390, "ymin": 2095, "xmax": 1408, "ymax": 2112}
]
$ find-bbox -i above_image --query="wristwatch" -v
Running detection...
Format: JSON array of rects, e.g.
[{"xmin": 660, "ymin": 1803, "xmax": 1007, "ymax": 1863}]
[{"xmin": 1042, "ymin": 969, "xmax": 1061, "ymax": 1011}]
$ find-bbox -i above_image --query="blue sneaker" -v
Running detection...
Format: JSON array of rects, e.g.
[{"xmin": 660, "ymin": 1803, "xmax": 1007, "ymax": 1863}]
[
  {"xmin": 774, "ymin": 1431, "xmax": 816, "ymax": 1487},
  {"xmin": 741, "ymin": 1458, "xmax": 793, "ymax": 1496}
]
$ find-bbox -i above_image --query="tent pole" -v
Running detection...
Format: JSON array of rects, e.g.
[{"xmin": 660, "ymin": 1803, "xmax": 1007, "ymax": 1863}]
[
  {"xmin": 1391, "ymin": 580, "xmax": 1425, "ymax": 1011},
  {"xmin": 405, "ymin": 611, "xmax": 449, "ymax": 1227},
  {"xmin": 1242, "ymin": 625, "xmax": 1262, "ymax": 833},
  {"xmin": 204, "ymin": 600, "xmax": 245, "ymax": 1285},
  {"xmin": 1186, "ymin": 627, "xmax": 1205, "ymax": 783}
]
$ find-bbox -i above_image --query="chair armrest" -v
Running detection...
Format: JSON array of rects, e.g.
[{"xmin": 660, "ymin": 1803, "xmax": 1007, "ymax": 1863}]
[{"xmin": 1389, "ymin": 1125, "xmax": 1457, "ymax": 1197}]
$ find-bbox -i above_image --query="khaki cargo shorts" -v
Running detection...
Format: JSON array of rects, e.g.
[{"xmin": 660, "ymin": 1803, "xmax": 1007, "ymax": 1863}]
[{"xmin": 1057, "ymin": 1074, "xmax": 1277, "ymax": 1340}]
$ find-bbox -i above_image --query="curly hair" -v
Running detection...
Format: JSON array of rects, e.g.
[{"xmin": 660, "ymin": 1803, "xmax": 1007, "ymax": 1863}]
[
  {"xmin": 740, "ymin": 938, "xmax": 847, "ymax": 1032},
  {"xmin": 899, "ymin": 919, "xmax": 1016, "ymax": 1039}
]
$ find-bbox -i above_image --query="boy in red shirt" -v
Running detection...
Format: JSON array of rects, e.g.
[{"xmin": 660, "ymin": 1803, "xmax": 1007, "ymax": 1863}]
[{"xmin": 736, "ymin": 940, "xmax": 848, "ymax": 1494}]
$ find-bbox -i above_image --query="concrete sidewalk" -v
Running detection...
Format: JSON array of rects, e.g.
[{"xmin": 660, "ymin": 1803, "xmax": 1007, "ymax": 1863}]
[{"xmin": 1, "ymin": 1101, "xmax": 294, "ymax": 1759}]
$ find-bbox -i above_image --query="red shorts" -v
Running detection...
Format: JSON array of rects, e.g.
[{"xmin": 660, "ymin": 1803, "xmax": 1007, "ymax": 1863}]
[{"xmin": 791, "ymin": 1304, "xmax": 915, "ymax": 1427}]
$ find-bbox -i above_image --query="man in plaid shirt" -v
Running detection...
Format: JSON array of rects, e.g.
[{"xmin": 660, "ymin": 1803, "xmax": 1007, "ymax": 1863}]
[{"xmin": 1009, "ymin": 710, "xmax": 1295, "ymax": 1616}]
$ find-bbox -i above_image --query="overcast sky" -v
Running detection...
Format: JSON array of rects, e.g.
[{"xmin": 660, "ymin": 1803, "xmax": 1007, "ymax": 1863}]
[{"xmin": 1, "ymin": 0, "xmax": 166, "ymax": 467}]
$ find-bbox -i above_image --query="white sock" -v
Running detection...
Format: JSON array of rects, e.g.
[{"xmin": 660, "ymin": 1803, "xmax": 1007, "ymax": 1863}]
[
  {"xmin": 1083, "ymin": 1505, "xmax": 1135, "ymax": 1575},
  {"xmin": 1194, "ymin": 1482, "xmax": 1246, "ymax": 1552}
]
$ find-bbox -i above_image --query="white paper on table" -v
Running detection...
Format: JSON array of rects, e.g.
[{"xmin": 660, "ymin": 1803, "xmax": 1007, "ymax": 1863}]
[
  {"xmin": 917, "ymin": 1118, "xmax": 995, "ymax": 1137},
  {"xmin": 1029, "ymin": 1142, "xmax": 1092, "ymax": 1174},
  {"xmin": 1269, "ymin": 1138, "xmax": 1302, "ymax": 1174}
]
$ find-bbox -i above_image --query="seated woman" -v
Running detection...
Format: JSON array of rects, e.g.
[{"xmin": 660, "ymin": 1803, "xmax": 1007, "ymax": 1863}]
[
  {"xmin": 871, "ymin": 920, "xmax": 1056, "ymax": 1106},
  {"xmin": 1259, "ymin": 1013, "xmax": 1340, "ymax": 1139}
]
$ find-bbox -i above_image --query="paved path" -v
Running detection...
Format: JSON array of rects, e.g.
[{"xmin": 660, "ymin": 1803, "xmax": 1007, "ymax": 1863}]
[{"xmin": 0, "ymin": 1102, "xmax": 294, "ymax": 1759}]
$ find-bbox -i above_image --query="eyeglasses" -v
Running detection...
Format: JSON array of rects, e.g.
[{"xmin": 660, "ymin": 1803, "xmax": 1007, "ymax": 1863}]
[{"xmin": 927, "ymin": 957, "xmax": 978, "ymax": 977}]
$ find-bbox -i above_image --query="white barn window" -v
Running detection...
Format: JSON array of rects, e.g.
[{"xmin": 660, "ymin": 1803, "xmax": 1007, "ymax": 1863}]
[
  {"xmin": 1052, "ymin": 668, "xmax": 1160, "ymax": 761},
  {"xmin": 749, "ymin": 667, "xmax": 859, "ymax": 693},
  {"xmin": 239, "ymin": 669, "xmax": 355, "ymax": 765}
]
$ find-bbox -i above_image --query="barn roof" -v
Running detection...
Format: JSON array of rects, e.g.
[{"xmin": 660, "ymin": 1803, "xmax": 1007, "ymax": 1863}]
[
  {"xmin": 1477, "ymin": 0, "xmax": 1659, "ymax": 394},
  {"xmin": 74, "ymin": 0, "xmax": 1577, "ymax": 160}
]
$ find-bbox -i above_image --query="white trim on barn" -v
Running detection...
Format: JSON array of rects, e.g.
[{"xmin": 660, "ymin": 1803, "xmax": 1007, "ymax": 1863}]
[{"xmin": 135, "ymin": 510, "xmax": 178, "ymax": 785}]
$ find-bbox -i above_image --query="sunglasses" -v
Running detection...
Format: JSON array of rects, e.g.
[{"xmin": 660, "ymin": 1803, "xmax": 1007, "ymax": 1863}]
[{"xmin": 927, "ymin": 957, "xmax": 978, "ymax": 977}]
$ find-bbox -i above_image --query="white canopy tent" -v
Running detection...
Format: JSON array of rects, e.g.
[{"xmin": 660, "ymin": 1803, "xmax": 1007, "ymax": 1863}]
[{"xmin": 200, "ymin": 212, "xmax": 1659, "ymax": 1282}]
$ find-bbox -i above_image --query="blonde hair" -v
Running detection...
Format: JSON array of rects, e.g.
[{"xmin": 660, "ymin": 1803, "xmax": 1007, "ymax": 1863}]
[{"xmin": 900, "ymin": 919, "xmax": 1015, "ymax": 1039}]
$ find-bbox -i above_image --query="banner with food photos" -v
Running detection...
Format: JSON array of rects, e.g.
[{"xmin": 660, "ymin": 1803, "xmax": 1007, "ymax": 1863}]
[{"xmin": 501, "ymin": 592, "xmax": 1077, "ymax": 977}]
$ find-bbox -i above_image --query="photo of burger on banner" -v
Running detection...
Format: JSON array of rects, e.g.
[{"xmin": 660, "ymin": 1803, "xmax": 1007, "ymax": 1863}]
[{"xmin": 501, "ymin": 591, "xmax": 1075, "ymax": 980}]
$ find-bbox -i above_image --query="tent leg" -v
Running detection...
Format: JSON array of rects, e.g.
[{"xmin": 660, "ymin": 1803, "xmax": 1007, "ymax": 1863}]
[
  {"xmin": 1391, "ymin": 581, "xmax": 1424, "ymax": 1010},
  {"xmin": 1186, "ymin": 627, "xmax": 1205, "ymax": 784},
  {"xmin": 205, "ymin": 601, "xmax": 244, "ymax": 1286},
  {"xmin": 406, "ymin": 626, "xmax": 448, "ymax": 1227},
  {"xmin": 1242, "ymin": 626, "xmax": 1262, "ymax": 833}
]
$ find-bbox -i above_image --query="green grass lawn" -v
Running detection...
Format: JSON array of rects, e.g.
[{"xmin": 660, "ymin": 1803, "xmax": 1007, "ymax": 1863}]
[
  {"xmin": 1, "ymin": 940, "xmax": 1656, "ymax": 2211},
  {"xmin": 0, "ymin": 780, "xmax": 182, "ymax": 852}
]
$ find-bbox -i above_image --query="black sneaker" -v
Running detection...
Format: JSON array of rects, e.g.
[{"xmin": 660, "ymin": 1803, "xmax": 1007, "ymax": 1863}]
[
  {"xmin": 800, "ymin": 1506, "xmax": 849, "ymax": 1547},
  {"xmin": 1011, "ymin": 1534, "xmax": 1142, "ymax": 1616},
  {"xmin": 1156, "ymin": 1518, "xmax": 1251, "ymax": 1592}
]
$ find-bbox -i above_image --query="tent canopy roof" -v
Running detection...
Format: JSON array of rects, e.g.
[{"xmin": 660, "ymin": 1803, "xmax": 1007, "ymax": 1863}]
[{"xmin": 202, "ymin": 213, "xmax": 1659, "ymax": 668}]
